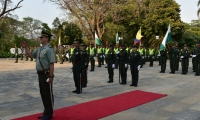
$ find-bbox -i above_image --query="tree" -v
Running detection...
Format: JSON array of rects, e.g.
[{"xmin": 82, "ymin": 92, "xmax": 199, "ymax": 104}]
[
  {"xmin": 20, "ymin": 17, "xmax": 42, "ymax": 40},
  {"xmin": 0, "ymin": 0, "xmax": 23, "ymax": 18}
]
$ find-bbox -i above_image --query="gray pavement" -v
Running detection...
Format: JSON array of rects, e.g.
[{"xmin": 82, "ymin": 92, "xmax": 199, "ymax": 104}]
[{"xmin": 0, "ymin": 58, "xmax": 200, "ymax": 120}]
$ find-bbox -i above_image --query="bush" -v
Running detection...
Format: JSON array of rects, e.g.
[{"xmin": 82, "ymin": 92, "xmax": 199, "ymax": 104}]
[{"xmin": 0, "ymin": 51, "xmax": 15, "ymax": 58}]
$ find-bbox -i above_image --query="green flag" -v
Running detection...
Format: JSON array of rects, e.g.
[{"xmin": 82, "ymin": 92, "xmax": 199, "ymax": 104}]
[
  {"xmin": 159, "ymin": 24, "xmax": 172, "ymax": 50},
  {"xmin": 95, "ymin": 32, "xmax": 101, "ymax": 45}
]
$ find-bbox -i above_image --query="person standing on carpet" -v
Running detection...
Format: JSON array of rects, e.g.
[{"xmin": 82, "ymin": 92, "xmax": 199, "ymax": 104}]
[
  {"xmin": 72, "ymin": 40, "xmax": 83, "ymax": 94},
  {"xmin": 129, "ymin": 45, "xmax": 141, "ymax": 87},
  {"xmin": 107, "ymin": 44, "xmax": 116, "ymax": 83},
  {"xmin": 21, "ymin": 28, "xmax": 55, "ymax": 120},
  {"xmin": 118, "ymin": 44, "xmax": 128, "ymax": 85}
]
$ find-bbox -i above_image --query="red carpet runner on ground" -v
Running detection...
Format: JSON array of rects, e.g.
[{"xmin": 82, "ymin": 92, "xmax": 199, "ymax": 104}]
[{"xmin": 14, "ymin": 90, "xmax": 167, "ymax": 120}]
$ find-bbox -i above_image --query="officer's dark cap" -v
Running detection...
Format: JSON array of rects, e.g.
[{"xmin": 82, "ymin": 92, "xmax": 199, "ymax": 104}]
[
  {"xmin": 39, "ymin": 29, "xmax": 53, "ymax": 38},
  {"xmin": 73, "ymin": 40, "xmax": 80, "ymax": 44},
  {"xmin": 184, "ymin": 44, "xmax": 187, "ymax": 47},
  {"xmin": 121, "ymin": 44, "xmax": 125, "ymax": 47}
]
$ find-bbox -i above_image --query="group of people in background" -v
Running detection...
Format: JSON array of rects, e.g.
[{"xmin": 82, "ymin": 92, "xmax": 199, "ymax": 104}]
[{"xmin": 14, "ymin": 40, "xmax": 200, "ymax": 95}]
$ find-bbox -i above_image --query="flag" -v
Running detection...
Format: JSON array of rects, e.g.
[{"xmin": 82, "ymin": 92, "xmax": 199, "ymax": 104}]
[
  {"xmin": 58, "ymin": 35, "xmax": 61, "ymax": 50},
  {"xmin": 159, "ymin": 24, "xmax": 172, "ymax": 50},
  {"xmin": 134, "ymin": 27, "xmax": 143, "ymax": 44},
  {"xmin": 116, "ymin": 32, "xmax": 119, "ymax": 43},
  {"xmin": 95, "ymin": 31, "xmax": 101, "ymax": 45}
]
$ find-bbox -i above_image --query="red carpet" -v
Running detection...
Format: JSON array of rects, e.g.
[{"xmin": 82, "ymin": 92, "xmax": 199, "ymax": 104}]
[{"xmin": 13, "ymin": 90, "xmax": 167, "ymax": 120}]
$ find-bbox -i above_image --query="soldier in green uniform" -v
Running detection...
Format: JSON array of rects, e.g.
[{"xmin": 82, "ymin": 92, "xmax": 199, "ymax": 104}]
[
  {"xmin": 114, "ymin": 45, "xmax": 119, "ymax": 69},
  {"xmin": 21, "ymin": 29, "xmax": 55, "ymax": 120},
  {"xmin": 97, "ymin": 45, "xmax": 103, "ymax": 67},
  {"xmin": 107, "ymin": 44, "xmax": 116, "ymax": 83},
  {"xmin": 169, "ymin": 44, "xmax": 179, "ymax": 74},
  {"xmin": 105, "ymin": 45, "xmax": 109, "ymax": 68},
  {"xmin": 175, "ymin": 45, "xmax": 180, "ymax": 71},
  {"xmin": 138, "ymin": 46, "xmax": 145, "ymax": 68},
  {"xmin": 15, "ymin": 44, "xmax": 18, "ymax": 63},
  {"xmin": 80, "ymin": 43, "xmax": 89, "ymax": 87},
  {"xmin": 180, "ymin": 45, "xmax": 190, "ymax": 75},
  {"xmin": 159, "ymin": 48, "xmax": 167, "ymax": 73},
  {"xmin": 129, "ymin": 45, "xmax": 141, "ymax": 87},
  {"xmin": 54, "ymin": 46, "xmax": 58, "ymax": 63},
  {"xmin": 118, "ymin": 44, "xmax": 128, "ymax": 85},
  {"xmin": 20, "ymin": 46, "xmax": 23, "ymax": 60},
  {"xmin": 59, "ymin": 45, "xmax": 64, "ymax": 64},
  {"xmin": 149, "ymin": 47, "xmax": 155, "ymax": 67},
  {"xmin": 89, "ymin": 44, "xmax": 96, "ymax": 71},
  {"xmin": 195, "ymin": 42, "xmax": 200, "ymax": 76},
  {"xmin": 72, "ymin": 40, "xmax": 83, "ymax": 94},
  {"xmin": 192, "ymin": 44, "xmax": 198, "ymax": 72}
]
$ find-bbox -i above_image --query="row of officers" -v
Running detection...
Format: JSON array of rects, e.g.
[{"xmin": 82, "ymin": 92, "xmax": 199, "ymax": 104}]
[{"xmin": 69, "ymin": 41, "xmax": 200, "ymax": 94}]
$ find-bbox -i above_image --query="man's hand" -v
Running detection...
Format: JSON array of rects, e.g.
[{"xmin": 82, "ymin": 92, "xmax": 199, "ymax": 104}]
[
  {"xmin": 47, "ymin": 78, "xmax": 53, "ymax": 84},
  {"xmin": 21, "ymin": 40, "xmax": 27, "ymax": 48}
]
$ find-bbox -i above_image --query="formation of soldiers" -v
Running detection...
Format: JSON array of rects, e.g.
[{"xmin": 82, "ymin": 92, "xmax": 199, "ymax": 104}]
[{"xmin": 14, "ymin": 40, "xmax": 200, "ymax": 94}]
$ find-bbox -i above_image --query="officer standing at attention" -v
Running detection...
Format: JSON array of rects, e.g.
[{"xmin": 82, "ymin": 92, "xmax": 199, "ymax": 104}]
[
  {"xmin": 138, "ymin": 46, "xmax": 145, "ymax": 68},
  {"xmin": 21, "ymin": 29, "xmax": 55, "ymax": 120},
  {"xmin": 175, "ymin": 45, "xmax": 180, "ymax": 71},
  {"xmin": 118, "ymin": 44, "xmax": 128, "ymax": 85},
  {"xmin": 195, "ymin": 42, "xmax": 200, "ymax": 76},
  {"xmin": 149, "ymin": 47, "xmax": 155, "ymax": 67},
  {"xmin": 192, "ymin": 44, "xmax": 198, "ymax": 72},
  {"xmin": 80, "ymin": 43, "xmax": 89, "ymax": 88},
  {"xmin": 97, "ymin": 45, "xmax": 103, "ymax": 67},
  {"xmin": 180, "ymin": 44, "xmax": 190, "ymax": 75},
  {"xmin": 107, "ymin": 44, "xmax": 116, "ymax": 83},
  {"xmin": 15, "ymin": 44, "xmax": 18, "ymax": 63},
  {"xmin": 159, "ymin": 48, "xmax": 167, "ymax": 73},
  {"xmin": 89, "ymin": 44, "xmax": 96, "ymax": 71},
  {"xmin": 169, "ymin": 44, "xmax": 179, "ymax": 74},
  {"xmin": 72, "ymin": 40, "xmax": 83, "ymax": 94},
  {"xmin": 129, "ymin": 45, "xmax": 141, "ymax": 87},
  {"xmin": 105, "ymin": 45, "xmax": 109, "ymax": 68}
]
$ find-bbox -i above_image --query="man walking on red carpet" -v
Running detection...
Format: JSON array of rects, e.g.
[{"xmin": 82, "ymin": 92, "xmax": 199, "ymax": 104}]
[{"xmin": 21, "ymin": 28, "xmax": 55, "ymax": 120}]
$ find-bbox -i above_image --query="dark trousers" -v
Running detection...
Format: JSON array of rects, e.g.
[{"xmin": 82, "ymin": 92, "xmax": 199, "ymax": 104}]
[
  {"xmin": 170, "ymin": 58, "xmax": 176, "ymax": 73},
  {"xmin": 81, "ymin": 68, "xmax": 87, "ymax": 86},
  {"xmin": 25, "ymin": 55, "xmax": 28, "ymax": 61},
  {"xmin": 192, "ymin": 57, "xmax": 196, "ymax": 71},
  {"xmin": 90, "ymin": 56, "xmax": 95, "ymax": 70},
  {"xmin": 21, "ymin": 54, "xmax": 23, "ymax": 60},
  {"xmin": 38, "ymin": 74, "xmax": 53, "ymax": 117},
  {"xmin": 107, "ymin": 63, "xmax": 114, "ymax": 81},
  {"xmin": 158, "ymin": 56, "xmax": 161, "ymax": 65},
  {"xmin": 73, "ymin": 63, "xmax": 81, "ymax": 91},
  {"xmin": 119, "ymin": 62, "xmax": 127, "ymax": 83},
  {"xmin": 195, "ymin": 57, "xmax": 200, "ymax": 75},
  {"xmin": 160, "ymin": 56, "xmax": 167, "ymax": 72},
  {"xmin": 175, "ymin": 56, "xmax": 180, "ymax": 70},
  {"xmin": 149, "ymin": 55, "xmax": 154, "ymax": 66},
  {"xmin": 60, "ymin": 55, "xmax": 63, "ymax": 64},
  {"xmin": 141, "ymin": 56, "xmax": 145, "ymax": 67},
  {"xmin": 182, "ymin": 59, "xmax": 189, "ymax": 74},
  {"xmin": 130, "ymin": 63, "xmax": 139, "ymax": 85},
  {"xmin": 102, "ymin": 55, "xmax": 105, "ymax": 65},
  {"xmin": 115, "ymin": 56, "xmax": 119, "ymax": 68},
  {"xmin": 15, "ymin": 54, "xmax": 18, "ymax": 63},
  {"xmin": 98, "ymin": 54, "xmax": 102, "ymax": 67}
]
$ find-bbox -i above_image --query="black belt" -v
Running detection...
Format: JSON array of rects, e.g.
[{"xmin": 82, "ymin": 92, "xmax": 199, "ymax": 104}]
[{"xmin": 37, "ymin": 70, "xmax": 49, "ymax": 75}]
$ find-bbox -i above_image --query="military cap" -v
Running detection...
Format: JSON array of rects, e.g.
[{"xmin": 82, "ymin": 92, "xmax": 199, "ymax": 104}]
[
  {"xmin": 184, "ymin": 44, "xmax": 187, "ymax": 47},
  {"xmin": 73, "ymin": 40, "xmax": 80, "ymax": 44},
  {"xmin": 39, "ymin": 28, "xmax": 52, "ymax": 38}
]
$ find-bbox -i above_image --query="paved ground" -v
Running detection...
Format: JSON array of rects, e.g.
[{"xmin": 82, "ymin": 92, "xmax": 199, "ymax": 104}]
[{"xmin": 0, "ymin": 58, "xmax": 200, "ymax": 120}]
